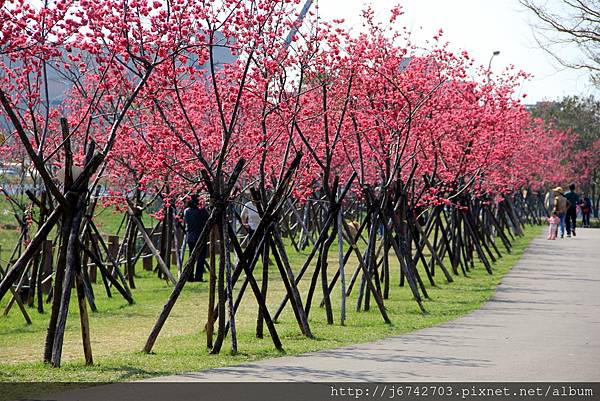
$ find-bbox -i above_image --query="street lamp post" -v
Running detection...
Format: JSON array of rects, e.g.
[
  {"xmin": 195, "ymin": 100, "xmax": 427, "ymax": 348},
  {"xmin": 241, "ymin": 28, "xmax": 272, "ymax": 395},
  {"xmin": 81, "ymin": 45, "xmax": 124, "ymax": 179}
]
[
  {"xmin": 488, "ymin": 50, "xmax": 501, "ymax": 72},
  {"xmin": 486, "ymin": 50, "xmax": 500, "ymax": 84}
]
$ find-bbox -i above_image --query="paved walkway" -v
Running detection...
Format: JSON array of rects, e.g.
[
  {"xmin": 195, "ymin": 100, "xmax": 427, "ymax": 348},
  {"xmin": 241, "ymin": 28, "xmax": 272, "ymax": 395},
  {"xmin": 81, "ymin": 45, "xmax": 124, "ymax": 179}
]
[{"xmin": 155, "ymin": 228, "xmax": 600, "ymax": 382}]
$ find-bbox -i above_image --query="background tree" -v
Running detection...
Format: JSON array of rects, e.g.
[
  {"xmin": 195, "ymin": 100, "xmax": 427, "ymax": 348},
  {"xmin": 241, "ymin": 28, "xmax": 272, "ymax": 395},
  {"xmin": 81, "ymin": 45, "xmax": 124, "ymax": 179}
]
[
  {"xmin": 528, "ymin": 95, "xmax": 600, "ymax": 215},
  {"xmin": 520, "ymin": 0, "xmax": 600, "ymax": 85}
]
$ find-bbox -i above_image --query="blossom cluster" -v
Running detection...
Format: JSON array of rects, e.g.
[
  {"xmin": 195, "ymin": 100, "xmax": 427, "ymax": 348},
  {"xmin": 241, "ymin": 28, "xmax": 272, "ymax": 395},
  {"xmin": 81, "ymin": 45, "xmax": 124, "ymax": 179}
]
[{"xmin": 0, "ymin": 1, "xmax": 574, "ymax": 210}]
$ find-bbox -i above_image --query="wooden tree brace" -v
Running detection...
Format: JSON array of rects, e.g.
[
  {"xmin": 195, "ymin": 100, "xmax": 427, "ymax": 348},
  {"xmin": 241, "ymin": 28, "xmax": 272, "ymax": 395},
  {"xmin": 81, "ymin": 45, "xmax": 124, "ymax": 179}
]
[{"xmin": 126, "ymin": 209, "xmax": 177, "ymax": 285}]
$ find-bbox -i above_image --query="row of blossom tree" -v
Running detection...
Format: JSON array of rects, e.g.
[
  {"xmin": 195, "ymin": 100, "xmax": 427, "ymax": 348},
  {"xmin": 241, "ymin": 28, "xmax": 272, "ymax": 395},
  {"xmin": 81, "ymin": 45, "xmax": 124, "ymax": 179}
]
[{"xmin": 0, "ymin": 0, "xmax": 574, "ymax": 366}]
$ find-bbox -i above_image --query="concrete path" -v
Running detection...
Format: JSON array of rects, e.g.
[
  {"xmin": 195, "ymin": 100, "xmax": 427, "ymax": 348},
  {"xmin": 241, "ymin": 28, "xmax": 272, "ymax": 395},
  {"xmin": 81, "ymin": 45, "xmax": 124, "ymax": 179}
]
[{"xmin": 155, "ymin": 228, "xmax": 600, "ymax": 382}]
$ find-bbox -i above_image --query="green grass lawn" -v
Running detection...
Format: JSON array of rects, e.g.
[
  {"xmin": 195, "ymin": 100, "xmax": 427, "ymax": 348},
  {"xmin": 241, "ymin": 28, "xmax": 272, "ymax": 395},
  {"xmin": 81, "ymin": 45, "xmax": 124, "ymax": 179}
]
[{"xmin": 0, "ymin": 221, "xmax": 541, "ymax": 383}]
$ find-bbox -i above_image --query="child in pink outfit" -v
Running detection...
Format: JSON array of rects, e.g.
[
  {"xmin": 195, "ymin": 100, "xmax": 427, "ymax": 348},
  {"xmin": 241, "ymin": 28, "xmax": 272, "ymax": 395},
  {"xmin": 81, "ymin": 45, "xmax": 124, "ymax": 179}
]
[{"xmin": 547, "ymin": 211, "xmax": 560, "ymax": 240}]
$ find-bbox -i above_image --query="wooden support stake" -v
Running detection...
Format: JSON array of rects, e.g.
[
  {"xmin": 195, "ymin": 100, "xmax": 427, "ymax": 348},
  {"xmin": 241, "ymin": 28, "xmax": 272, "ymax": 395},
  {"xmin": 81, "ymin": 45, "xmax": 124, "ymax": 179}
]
[{"xmin": 127, "ymin": 211, "xmax": 177, "ymax": 285}]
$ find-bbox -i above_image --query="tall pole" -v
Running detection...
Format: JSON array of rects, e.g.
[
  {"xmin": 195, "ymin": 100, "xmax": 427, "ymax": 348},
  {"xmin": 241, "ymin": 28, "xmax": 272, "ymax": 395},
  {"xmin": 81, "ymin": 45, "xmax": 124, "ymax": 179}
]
[
  {"xmin": 486, "ymin": 50, "xmax": 500, "ymax": 85},
  {"xmin": 487, "ymin": 50, "xmax": 501, "ymax": 74},
  {"xmin": 284, "ymin": 0, "xmax": 314, "ymax": 49}
]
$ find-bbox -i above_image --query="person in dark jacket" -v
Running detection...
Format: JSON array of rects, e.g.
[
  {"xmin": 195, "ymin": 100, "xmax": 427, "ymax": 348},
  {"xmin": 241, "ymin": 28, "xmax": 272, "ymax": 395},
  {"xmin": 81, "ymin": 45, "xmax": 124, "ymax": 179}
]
[
  {"xmin": 184, "ymin": 195, "xmax": 209, "ymax": 281},
  {"xmin": 564, "ymin": 183, "xmax": 580, "ymax": 238},
  {"xmin": 581, "ymin": 194, "xmax": 592, "ymax": 228}
]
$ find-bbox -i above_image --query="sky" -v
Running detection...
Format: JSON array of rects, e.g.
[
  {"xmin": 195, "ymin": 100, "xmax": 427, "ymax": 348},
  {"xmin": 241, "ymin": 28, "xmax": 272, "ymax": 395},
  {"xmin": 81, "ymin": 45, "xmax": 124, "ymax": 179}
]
[{"xmin": 316, "ymin": 0, "xmax": 599, "ymax": 104}]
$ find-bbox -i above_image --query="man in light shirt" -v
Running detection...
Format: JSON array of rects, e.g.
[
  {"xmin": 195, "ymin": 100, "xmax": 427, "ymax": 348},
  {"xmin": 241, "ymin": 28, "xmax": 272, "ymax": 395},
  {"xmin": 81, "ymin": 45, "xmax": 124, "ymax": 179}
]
[{"xmin": 241, "ymin": 199, "xmax": 260, "ymax": 237}]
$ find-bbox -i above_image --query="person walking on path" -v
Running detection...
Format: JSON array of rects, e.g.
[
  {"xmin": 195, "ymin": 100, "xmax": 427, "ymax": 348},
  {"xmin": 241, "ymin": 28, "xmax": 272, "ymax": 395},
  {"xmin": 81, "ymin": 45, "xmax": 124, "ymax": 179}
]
[
  {"xmin": 581, "ymin": 194, "xmax": 592, "ymax": 228},
  {"xmin": 553, "ymin": 186, "xmax": 569, "ymax": 238},
  {"xmin": 547, "ymin": 211, "xmax": 560, "ymax": 240},
  {"xmin": 564, "ymin": 183, "xmax": 580, "ymax": 237},
  {"xmin": 184, "ymin": 194, "xmax": 210, "ymax": 282}
]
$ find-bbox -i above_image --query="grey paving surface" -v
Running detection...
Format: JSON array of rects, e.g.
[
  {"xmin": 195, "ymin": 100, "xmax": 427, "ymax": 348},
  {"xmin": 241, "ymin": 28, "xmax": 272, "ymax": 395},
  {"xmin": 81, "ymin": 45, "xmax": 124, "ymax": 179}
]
[{"xmin": 153, "ymin": 228, "xmax": 600, "ymax": 382}]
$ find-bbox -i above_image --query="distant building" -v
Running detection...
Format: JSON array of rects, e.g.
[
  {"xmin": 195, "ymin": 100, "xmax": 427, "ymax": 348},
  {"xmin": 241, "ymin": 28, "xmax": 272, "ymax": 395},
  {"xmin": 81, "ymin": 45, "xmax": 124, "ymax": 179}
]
[
  {"xmin": 0, "ymin": 32, "xmax": 237, "ymax": 136},
  {"xmin": 525, "ymin": 101, "xmax": 559, "ymax": 111}
]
